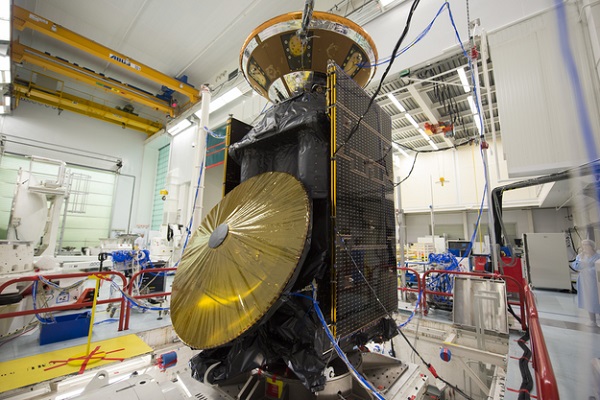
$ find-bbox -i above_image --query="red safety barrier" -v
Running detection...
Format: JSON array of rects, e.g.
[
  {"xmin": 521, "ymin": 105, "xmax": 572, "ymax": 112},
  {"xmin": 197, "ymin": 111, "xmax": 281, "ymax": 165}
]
[
  {"xmin": 123, "ymin": 267, "xmax": 177, "ymax": 330},
  {"xmin": 420, "ymin": 269, "xmax": 559, "ymax": 398},
  {"xmin": 397, "ymin": 266, "xmax": 424, "ymax": 313},
  {"xmin": 524, "ymin": 285, "xmax": 560, "ymax": 400},
  {"xmin": 0, "ymin": 271, "xmax": 128, "ymax": 331},
  {"xmin": 422, "ymin": 269, "xmax": 527, "ymax": 331}
]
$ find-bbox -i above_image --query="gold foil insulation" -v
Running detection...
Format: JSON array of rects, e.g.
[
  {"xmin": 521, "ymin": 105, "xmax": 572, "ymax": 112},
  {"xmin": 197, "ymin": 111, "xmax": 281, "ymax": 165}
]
[{"xmin": 171, "ymin": 172, "xmax": 311, "ymax": 349}]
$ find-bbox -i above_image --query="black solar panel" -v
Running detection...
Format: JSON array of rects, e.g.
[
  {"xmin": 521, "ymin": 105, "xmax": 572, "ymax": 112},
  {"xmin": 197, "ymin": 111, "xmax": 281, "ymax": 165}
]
[{"xmin": 330, "ymin": 64, "xmax": 398, "ymax": 339}]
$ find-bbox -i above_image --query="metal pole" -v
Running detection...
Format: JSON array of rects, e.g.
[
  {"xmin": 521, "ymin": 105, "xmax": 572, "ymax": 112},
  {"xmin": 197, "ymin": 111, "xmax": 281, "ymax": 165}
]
[
  {"xmin": 393, "ymin": 153, "xmax": 406, "ymax": 299},
  {"xmin": 430, "ymin": 176, "xmax": 435, "ymax": 251},
  {"xmin": 480, "ymin": 29, "xmax": 500, "ymax": 182},
  {"xmin": 470, "ymin": 28, "xmax": 499, "ymax": 273},
  {"xmin": 189, "ymin": 86, "xmax": 211, "ymax": 233}
]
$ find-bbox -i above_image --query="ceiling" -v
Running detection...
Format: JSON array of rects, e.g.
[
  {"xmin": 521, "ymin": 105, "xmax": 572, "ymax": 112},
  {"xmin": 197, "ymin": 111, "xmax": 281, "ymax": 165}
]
[
  {"xmin": 10, "ymin": 1, "xmax": 590, "ymax": 211},
  {"xmin": 10, "ymin": 0, "xmax": 413, "ymax": 129},
  {"xmin": 371, "ymin": 49, "xmax": 499, "ymax": 152},
  {"xmin": 11, "ymin": 0, "xmax": 501, "ymax": 149}
]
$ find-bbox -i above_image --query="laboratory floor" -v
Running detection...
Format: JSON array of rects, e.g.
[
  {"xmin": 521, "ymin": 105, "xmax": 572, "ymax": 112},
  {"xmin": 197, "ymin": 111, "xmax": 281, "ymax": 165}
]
[
  {"xmin": 1, "ymin": 287, "xmax": 598, "ymax": 399},
  {"xmin": 501, "ymin": 289, "xmax": 600, "ymax": 400},
  {"xmin": 0, "ymin": 304, "xmax": 173, "ymax": 363}
]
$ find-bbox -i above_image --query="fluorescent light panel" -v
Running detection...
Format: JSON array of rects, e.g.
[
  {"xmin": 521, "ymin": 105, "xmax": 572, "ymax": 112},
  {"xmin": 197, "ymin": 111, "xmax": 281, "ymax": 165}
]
[
  {"xmin": 209, "ymin": 87, "xmax": 242, "ymax": 113},
  {"xmin": 167, "ymin": 118, "xmax": 192, "ymax": 135},
  {"xmin": 387, "ymin": 93, "xmax": 406, "ymax": 113},
  {"xmin": 405, "ymin": 113, "xmax": 419, "ymax": 129},
  {"xmin": 392, "ymin": 142, "xmax": 409, "ymax": 157},
  {"xmin": 474, "ymin": 114, "xmax": 482, "ymax": 133},
  {"xmin": 457, "ymin": 67, "xmax": 470, "ymax": 93},
  {"xmin": 0, "ymin": 0, "xmax": 10, "ymax": 21},
  {"xmin": 467, "ymin": 95, "xmax": 478, "ymax": 114},
  {"xmin": 417, "ymin": 128, "xmax": 438, "ymax": 150},
  {"xmin": 379, "ymin": 0, "xmax": 396, "ymax": 6}
]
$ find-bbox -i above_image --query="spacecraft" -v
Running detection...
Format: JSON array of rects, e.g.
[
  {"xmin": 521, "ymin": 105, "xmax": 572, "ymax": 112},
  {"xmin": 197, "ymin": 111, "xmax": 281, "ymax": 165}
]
[{"xmin": 171, "ymin": 6, "xmax": 399, "ymax": 395}]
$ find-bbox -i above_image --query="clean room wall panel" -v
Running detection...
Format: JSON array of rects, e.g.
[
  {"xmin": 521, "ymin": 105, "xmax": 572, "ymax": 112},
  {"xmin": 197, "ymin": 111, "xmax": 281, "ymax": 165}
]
[
  {"xmin": 365, "ymin": 0, "xmax": 555, "ymax": 82},
  {"xmin": 396, "ymin": 140, "xmax": 544, "ymax": 213},
  {"xmin": 489, "ymin": 4, "xmax": 600, "ymax": 177}
]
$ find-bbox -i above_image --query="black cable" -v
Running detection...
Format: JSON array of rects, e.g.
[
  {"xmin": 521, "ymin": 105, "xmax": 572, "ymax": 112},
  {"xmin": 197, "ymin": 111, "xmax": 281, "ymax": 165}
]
[
  {"xmin": 333, "ymin": 0, "xmax": 422, "ymax": 156},
  {"xmin": 508, "ymin": 303, "xmax": 522, "ymax": 326},
  {"xmin": 394, "ymin": 151, "xmax": 419, "ymax": 186},
  {"xmin": 335, "ymin": 229, "xmax": 475, "ymax": 400},
  {"xmin": 391, "ymin": 137, "xmax": 475, "ymax": 187},
  {"xmin": 393, "ymin": 136, "xmax": 475, "ymax": 154},
  {"xmin": 517, "ymin": 330, "xmax": 533, "ymax": 400}
]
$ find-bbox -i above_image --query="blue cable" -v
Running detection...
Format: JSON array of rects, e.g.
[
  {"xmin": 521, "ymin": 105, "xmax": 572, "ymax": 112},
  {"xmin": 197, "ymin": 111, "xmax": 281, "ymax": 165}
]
[
  {"xmin": 295, "ymin": 286, "xmax": 386, "ymax": 400},
  {"xmin": 31, "ymin": 280, "xmax": 55, "ymax": 324},
  {"xmin": 104, "ymin": 278, "xmax": 170, "ymax": 311},
  {"xmin": 175, "ymin": 159, "xmax": 205, "ymax": 267},
  {"xmin": 398, "ymin": 289, "xmax": 422, "ymax": 328},
  {"xmin": 94, "ymin": 318, "xmax": 119, "ymax": 325},
  {"xmin": 553, "ymin": 0, "xmax": 600, "ymax": 204},
  {"xmin": 362, "ymin": 3, "xmax": 450, "ymax": 68},
  {"xmin": 554, "ymin": 0, "xmax": 598, "ymax": 161}
]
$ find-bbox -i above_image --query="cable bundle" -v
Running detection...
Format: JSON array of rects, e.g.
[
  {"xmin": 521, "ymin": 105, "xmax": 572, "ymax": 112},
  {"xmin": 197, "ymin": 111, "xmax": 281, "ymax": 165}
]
[{"xmin": 426, "ymin": 253, "xmax": 460, "ymax": 307}]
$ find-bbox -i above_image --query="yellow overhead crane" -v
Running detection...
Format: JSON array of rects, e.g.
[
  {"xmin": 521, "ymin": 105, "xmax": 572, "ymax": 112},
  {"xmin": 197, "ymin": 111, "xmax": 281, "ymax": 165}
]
[
  {"xmin": 11, "ymin": 41, "xmax": 175, "ymax": 117},
  {"xmin": 12, "ymin": 5, "xmax": 201, "ymax": 104},
  {"xmin": 13, "ymin": 80, "xmax": 163, "ymax": 135}
]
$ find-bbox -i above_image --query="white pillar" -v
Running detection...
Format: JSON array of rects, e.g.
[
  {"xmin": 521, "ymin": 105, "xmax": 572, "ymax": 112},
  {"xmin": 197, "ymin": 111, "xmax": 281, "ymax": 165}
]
[{"xmin": 188, "ymin": 86, "xmax": 211, "ymax": 233}]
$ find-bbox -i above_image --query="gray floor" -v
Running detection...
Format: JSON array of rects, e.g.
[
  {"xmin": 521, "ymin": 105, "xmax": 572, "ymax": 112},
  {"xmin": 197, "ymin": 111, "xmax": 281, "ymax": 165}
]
[
  {"xmin": 2, "ymin": 287, "xmax": 599, "ymax": 399},
  {"xmin": 504, "ymin": 290, "xmax": 600, "ymax": 400}
]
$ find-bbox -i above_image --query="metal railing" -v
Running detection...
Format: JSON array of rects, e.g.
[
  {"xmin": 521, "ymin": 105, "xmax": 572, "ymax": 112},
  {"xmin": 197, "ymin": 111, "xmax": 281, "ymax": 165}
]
[
  {"xmin": 1, "ymin": 265, "xmax": 560, "ymax": 398},
  {"xmin": 0, "ymin": 271, "xmax": 128, "ymax": 331},
  {"xmin": 123, "ymin": 267, "xmax": 176, "ymax": 330},
  {"xmin": 401, "ymin": 267, "xmax": 558, "ymax": 399},
  {"xmin": 524, "ymin": 285, "xmax": 560, "ymax": 400}
]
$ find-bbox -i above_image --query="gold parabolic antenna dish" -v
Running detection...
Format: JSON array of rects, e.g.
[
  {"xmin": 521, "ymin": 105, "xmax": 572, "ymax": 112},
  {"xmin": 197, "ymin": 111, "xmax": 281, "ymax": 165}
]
[
  {"xmin": 240, "ymin": 11, "xmax": 378, "ymax": 102},
  {"xmin": 171, "ymin": 172, "xmax": 312, "ymax": 349}
]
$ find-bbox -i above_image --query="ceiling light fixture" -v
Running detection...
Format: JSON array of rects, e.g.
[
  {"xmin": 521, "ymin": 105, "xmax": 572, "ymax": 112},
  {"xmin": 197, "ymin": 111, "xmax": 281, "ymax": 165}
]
[
  {"xmin": 167, "ymin": 118, "xmax": 192, "ymax": 136},
  {"xmin": 379, "ymin": 0, "xmax": 396, "ymax": 7},
  {"xmin": 474, "ymin": 114, "xmax": 482, "ymax": 134},
  {"xmin": 405, "ymin": 113, "xmax": 419, "ymax": 129},
  {"xmin": 418, "ymin": 128, "xmax": 438, "ymax": 150},
  {"xmin": 208, "ymin": 87, "xmax": 243, "ymax": 113},
  {"xmin": 457, "ymin": 67, "xmax": 470, "ymax": 93},
  {"xmin": 392, "ymin": 141, "xmax": 409, "ymax": 157},
  {"xmin": 467, "ymin": 95, "xmax": 478, "ymax": 115},
  {"xmin": 387, "ymin": 93, "xmax": 406, "ymax": 113}
]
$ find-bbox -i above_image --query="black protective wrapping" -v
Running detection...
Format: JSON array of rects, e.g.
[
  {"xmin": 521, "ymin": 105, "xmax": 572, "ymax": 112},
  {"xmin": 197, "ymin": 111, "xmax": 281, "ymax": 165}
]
[
  {"xmin": 190, "ymin": 296, "xmax": 327, "ymax": 392},
  {"xmin": 229, "ymin": 92, "xmax": 329, "ymax": 199},
  {"xmin": 189, "ymin": 92, "xmax": 332, "ymax": 391},
  {"xmin": 228, "ymin": 91, "xmax": 331, "ymax": 289}
]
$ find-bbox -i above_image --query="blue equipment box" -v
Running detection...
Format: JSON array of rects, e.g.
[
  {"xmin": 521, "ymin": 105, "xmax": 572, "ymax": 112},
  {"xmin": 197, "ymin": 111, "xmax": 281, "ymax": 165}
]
[{"xmin": 39, "ymin": 311, "xmax": 91, "ymax": 345}]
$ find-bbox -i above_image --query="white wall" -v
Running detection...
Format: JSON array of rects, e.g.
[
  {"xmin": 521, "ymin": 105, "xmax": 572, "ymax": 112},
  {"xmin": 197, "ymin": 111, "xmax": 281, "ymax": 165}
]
[
  {"xmin": 404, "ymin": 208, "xmax": 573, "ymax": 245},
  {"xmin": 394, "ymin": 139, "xmax": 544, "ymax": 214},
  {"xmin": 1, "ymin": 100, "xmax": 148, "ymax": 232},
  {"xmin": 489, "ymin": 3, "xmax": 600, "ymax": 177}
]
